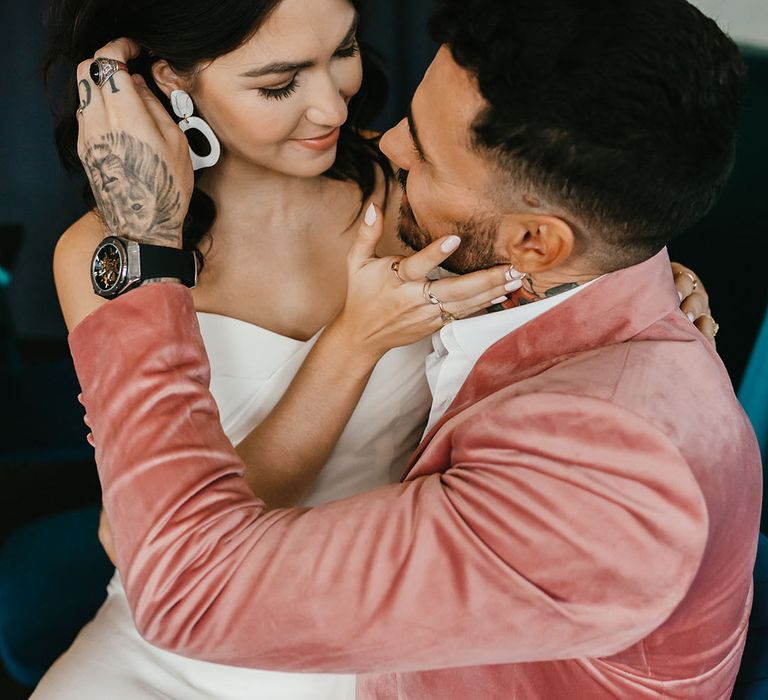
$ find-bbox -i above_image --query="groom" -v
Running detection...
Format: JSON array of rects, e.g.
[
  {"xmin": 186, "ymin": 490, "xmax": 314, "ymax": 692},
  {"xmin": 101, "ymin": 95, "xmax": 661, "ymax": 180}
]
[{"xmin": 66, "ymin": 0, "xmax": 760, "ymax": 697}]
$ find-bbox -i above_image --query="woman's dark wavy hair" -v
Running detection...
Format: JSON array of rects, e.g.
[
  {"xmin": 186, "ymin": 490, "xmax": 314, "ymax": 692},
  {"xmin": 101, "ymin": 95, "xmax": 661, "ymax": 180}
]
[
  {"xmin": 44, "ymin": 0, "xmax": 392, "ymax": 264},
  {"xmin": 429, "ymin": 0, "xmax": 747, "ymax": 269}
]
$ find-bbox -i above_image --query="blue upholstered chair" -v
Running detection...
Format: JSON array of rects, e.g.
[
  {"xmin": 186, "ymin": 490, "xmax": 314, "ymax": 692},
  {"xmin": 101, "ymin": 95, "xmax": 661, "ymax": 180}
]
[{"xmin": 0, "ymin": 507, "xmax": 112, "ymax": 688}]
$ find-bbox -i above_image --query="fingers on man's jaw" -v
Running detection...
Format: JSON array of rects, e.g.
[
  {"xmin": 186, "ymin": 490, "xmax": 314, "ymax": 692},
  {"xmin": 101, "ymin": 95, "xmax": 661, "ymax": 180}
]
[
  {"xmin": 401, "ymin": 236, "xmax": 462, "ymax": 280},
  {"xmin": 430, "ymin": 265, "xmax": 509, "ymax": 303}
]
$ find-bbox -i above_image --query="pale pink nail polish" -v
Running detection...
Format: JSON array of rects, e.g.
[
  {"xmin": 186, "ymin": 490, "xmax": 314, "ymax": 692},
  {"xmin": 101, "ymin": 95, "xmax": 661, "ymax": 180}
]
[
  {"xmin": 505, "ymin": 280, "xmax": 523, "ymax": 292},
  {"xmin": 491, "ymin": 295, "xmax": 508, "ymax": 305},
  {"xmin": 687, "ymin": 312, "xmax": 696, "ymax": 323},
  {"xmin": 506, "ymin": 267, "xmax": 526, "ymax": 282},
  {"xmin": 441, "ymin": 235, "xmax": 461, "ymax": 253},
  {"xmin": 678, "ymin": 290, "xmax": 684, "ymax": 302},
  {"xmin": 364, "ymin": 203, "xmax": 377, "ymax": 226}
]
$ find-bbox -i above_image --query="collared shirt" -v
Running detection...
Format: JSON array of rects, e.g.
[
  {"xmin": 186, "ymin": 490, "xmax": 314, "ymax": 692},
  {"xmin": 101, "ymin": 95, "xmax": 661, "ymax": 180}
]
[{"xmin": 423, "ymin": 280, "xmax": 600, "ymax": 435}]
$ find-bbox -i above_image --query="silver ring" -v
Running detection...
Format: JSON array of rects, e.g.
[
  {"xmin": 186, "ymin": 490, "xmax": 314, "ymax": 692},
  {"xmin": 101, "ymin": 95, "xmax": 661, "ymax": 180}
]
[
  {"xmin": 89, "ymin": 57, "xmax": 129, "ymax": 87},
  {"xmin": 423, "ymin": 280, "xmax": 441, "ymax": 305},
  {"xmin": 423, "ymin": 281, "xmax": 457, "ymax": 324}
]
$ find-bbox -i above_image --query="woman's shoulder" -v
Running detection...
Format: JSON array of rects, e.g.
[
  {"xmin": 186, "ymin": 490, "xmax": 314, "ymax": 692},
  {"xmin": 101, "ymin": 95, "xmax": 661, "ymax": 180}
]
[{"xmin": 53, "ymin": 210, "xmax": 107, "ymax": 330}]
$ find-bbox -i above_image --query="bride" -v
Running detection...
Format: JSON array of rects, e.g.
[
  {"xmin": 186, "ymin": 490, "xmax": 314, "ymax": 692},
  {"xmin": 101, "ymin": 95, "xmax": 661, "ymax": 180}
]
[{"xmin": 37, "ymin": 0, "xmax": 711, "ymax": 697}]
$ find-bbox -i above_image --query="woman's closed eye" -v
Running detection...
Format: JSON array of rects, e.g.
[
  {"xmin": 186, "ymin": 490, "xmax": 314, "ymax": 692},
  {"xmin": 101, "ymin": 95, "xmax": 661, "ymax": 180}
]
[
  {"xmin": 258, "ymin": 39, "xmax": 360, "ymax": 101},
  {"xmin": 334, "ymin": 39, "xmax": 359, "ymax": 59},
  {"xmin": 259, "ymin": 77, "xmax": 300, "ymax": 101}
]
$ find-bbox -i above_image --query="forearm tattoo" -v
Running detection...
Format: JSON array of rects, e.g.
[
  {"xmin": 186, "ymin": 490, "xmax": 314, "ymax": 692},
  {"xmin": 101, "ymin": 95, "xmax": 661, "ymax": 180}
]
[{"xmin": 82, "ymin": 132, "xmax": 183, "ymax": 246}]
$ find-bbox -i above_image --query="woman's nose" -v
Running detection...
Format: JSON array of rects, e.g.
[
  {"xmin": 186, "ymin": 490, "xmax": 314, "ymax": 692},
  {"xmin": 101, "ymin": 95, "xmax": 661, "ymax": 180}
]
[{"xmin": 305, "ymin": 75, "xmax": 349, "ymax": 129}]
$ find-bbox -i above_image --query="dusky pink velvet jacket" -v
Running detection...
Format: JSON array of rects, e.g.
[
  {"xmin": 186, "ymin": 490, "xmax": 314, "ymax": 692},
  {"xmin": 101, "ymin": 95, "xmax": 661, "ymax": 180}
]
[{"xmin": 69, "ymin": 249, "xmax": 761, "ymax": 699}]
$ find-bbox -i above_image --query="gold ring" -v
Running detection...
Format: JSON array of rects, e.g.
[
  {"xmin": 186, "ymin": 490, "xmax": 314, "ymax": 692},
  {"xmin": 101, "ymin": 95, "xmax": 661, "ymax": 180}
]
[
  {"xmin": 675, "ymin": 270, "xmax": 698, "ymax": 292},
  {"xmin": 698, "ymin": 313, "xmax": 719, "ymax": 338},
  {"xmin": 440, "ymin": 309, "xmax": 457, "ymax": 325},
  {"xmin": 76, "ymin": 104, "xmax": 85, "ymax": 117},
  {"xmin": 391, "ymin": 260, "xmax": 406, "ymax": 283}
]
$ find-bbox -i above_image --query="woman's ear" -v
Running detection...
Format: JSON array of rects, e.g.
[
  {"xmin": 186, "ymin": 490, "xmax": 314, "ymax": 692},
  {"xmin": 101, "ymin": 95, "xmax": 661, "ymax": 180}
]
[{"xmin": 151, "ymin": 60, "xmax": 186, "ymax": 99}]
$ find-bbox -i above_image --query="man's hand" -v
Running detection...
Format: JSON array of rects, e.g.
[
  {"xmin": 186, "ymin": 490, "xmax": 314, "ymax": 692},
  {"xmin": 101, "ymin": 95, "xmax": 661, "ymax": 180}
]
[{"xmin": 75, "ymin": 39, "xmax": 193, "ymax": 248}]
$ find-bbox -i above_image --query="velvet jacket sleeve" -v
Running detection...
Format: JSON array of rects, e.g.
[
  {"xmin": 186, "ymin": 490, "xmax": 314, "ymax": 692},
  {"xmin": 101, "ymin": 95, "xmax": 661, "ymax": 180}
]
[{"xmin": 69, "ymin": 285, "xmax": 708, "ymax": 673}]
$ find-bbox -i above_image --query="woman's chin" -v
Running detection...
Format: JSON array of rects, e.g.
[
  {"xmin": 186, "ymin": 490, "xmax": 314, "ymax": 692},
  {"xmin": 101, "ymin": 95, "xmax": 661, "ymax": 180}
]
[{"xmin": 285, "ymin": 147, "xmax": 340, "ymax": 178}]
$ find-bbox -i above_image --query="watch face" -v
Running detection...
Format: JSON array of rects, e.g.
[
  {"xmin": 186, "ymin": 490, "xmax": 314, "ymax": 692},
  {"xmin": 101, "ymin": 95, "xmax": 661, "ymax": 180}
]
[{"xmin": 92, "ymin": 241, "xmax": 126, "ymax": 295}]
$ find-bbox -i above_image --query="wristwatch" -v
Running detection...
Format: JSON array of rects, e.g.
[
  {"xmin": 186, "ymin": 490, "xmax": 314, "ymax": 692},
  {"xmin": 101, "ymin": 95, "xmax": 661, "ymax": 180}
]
[{"xmin": 91, "ymin": 236, "xmax": 197, "ymax": 299}]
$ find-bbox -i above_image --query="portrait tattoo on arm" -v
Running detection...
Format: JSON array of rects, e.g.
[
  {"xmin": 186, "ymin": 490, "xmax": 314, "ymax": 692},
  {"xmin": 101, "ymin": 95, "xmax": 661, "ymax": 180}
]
[{"xmin": 82, "ymin": 132, "xmax": 183, "ymax": 246}]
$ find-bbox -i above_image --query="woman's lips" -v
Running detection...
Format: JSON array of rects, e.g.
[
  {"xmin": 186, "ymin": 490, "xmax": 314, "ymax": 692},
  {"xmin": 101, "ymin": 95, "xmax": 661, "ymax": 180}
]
[{"xmin": 292, "ymin": 127, "xmax": 341, "ymax": 151}]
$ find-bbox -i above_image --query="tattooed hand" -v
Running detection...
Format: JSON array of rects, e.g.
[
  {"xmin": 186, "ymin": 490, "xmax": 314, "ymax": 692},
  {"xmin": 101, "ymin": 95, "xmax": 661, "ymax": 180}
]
[{"xmin": 75, "ymin": 39, "xmax": 193, "ymax": 248}]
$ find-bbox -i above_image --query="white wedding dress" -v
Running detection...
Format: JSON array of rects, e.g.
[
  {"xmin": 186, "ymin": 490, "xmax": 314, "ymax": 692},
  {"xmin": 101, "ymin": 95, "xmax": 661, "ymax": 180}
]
[{"xmin": 33, "ymin": 312, "xmax": 432, "ymax": 700}]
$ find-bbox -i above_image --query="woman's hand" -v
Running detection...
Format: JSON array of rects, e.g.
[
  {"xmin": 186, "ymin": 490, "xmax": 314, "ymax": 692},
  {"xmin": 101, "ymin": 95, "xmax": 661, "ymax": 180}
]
[
  {"xmin": 235, "ymin": 206, "xmax": 514, "ymax": 507},
  {"xmin": 333, "ymin": 204, "xmax": 514, "ymax": 361},
  {"xmin": 75, "ymin": 38, "xmax": 193, "ymax": 248},
  {"xmin": 671, "ymin": 262, "xmax": 717, "ymax": 346}
]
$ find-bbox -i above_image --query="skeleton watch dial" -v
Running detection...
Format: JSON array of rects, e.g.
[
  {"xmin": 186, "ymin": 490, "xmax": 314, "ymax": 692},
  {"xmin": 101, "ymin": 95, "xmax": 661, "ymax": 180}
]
[{"xmin": 91, "ymin": 239, "xmax": 127, "ymax": 296}]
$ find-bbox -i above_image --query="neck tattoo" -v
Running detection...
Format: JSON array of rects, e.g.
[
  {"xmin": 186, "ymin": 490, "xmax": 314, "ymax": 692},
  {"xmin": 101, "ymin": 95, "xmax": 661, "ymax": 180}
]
[{"xmin": 488, "ymin": 277, "xmax": 581, "ymax": 313}]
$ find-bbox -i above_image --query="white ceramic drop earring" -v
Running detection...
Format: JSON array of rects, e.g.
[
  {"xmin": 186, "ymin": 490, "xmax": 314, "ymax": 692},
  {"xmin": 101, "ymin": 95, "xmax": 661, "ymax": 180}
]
[{"xmin": 170, "ymin": 90, "xmax": 221, "ymax": 171}]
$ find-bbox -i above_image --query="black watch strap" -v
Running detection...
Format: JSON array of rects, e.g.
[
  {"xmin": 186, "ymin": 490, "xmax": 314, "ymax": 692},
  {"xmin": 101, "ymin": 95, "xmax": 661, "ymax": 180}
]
[{"xmin": 139, "ymin": 244, "xmax": 197, "ymax": 288}]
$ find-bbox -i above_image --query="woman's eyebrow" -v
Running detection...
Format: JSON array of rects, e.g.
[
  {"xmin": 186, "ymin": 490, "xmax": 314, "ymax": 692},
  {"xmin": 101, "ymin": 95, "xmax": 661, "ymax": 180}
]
[{"xmin": 238, "ymin": 12, "xmax": 360, "ymax": 79}]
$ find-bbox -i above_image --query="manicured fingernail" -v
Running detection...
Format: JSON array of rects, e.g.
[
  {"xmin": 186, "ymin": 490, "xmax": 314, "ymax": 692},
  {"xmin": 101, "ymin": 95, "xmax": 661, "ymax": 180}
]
[
  {"xmin": 506, "ymin": 267, "xmax": 525, "ymax": 282},
  {"xmin": 364, "ymin": 203, "xmax": 377, "ymax": 226},
  {"xmin": 678, "ymin": 290, "xmax": 684, "ymax": 302},
  {"xmin": 687, "ymin": 312, "xmax": 696, "ymax": 323},
  {"xmin": 505, "ymin": 280, "xmax": 523, "ymax": 292},
  {"xmin": 491, "ymin": 295, "xmax": 508, "ymax": 305},
  {"xmin": 441, "ymin": 235, "xmax": 461, "ymax": 253}
]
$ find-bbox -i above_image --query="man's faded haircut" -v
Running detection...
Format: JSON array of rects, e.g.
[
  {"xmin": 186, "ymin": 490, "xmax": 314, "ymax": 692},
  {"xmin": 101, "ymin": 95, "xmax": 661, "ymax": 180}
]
[{"xmin": 429, "ymin": 0, "xmax": 747, "ymax": 270}]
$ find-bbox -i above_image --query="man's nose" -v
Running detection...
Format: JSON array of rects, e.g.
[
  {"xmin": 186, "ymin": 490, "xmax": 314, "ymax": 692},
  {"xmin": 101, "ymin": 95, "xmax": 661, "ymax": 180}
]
[{"xmin": 380, "ymin": 118, "xmax": 412, "ymax": 169}]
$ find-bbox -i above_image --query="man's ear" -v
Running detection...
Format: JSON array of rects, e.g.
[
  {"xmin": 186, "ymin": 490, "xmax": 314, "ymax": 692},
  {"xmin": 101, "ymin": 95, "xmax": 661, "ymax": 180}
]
[
  {"xmin": 151, "ymin": 60, "xmax": 188, "ymax": 99},
  {"xmin": 498, "ymin": 214, "xmax": 575, "ymax": 273}
]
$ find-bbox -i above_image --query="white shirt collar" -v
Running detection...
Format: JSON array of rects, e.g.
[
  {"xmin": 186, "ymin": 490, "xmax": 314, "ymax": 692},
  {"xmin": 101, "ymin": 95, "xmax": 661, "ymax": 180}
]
[{"xmin": 423, "ymin": 277, "xmax": 601, "ymax": 436}]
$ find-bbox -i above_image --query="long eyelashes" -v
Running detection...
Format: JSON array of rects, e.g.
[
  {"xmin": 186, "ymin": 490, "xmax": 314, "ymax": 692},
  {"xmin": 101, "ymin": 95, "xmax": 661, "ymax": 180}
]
[
  {"xmin": 334, "ymin": 41, "xmax": 360, "ymax": 60},
  {"xmin": 258, "ymin": 40, "xmax": 360, "ymax": 101},
  {"xmin": 259, "ymin": 81, "xmax": 300, "ymax": 101}
]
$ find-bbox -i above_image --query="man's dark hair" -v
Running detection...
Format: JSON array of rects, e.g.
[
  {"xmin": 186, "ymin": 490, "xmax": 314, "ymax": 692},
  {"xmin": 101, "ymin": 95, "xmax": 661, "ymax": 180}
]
[{"xmin": 429, "ymin": 0, "xmax": 747, "ymax": 269}]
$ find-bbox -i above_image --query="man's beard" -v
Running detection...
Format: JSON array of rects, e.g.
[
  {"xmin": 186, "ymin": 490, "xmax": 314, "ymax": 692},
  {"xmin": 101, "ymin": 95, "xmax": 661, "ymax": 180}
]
[{"xmin": 395, "ymin": 170, "xmax": 504, "ymax": 275}]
